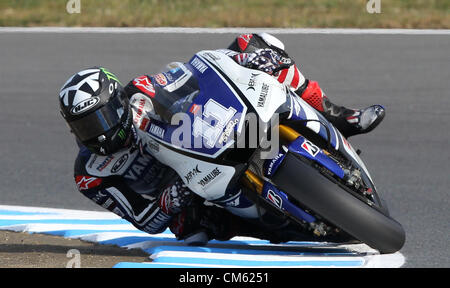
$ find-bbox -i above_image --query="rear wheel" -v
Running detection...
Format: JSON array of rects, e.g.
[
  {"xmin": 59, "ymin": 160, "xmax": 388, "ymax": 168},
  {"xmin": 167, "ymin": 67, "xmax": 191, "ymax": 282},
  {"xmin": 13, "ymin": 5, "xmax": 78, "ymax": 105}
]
[{"xmin": 271, "ymin": 152, "xmax": 406, "ymax": 254}]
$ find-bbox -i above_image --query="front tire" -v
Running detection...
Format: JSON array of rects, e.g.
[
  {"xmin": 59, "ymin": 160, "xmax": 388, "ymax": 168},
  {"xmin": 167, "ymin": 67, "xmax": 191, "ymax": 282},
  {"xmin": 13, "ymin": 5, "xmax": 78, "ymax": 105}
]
[{"xmin": 271, "ymin": 152, "xmax": 405, "ymax": 254}]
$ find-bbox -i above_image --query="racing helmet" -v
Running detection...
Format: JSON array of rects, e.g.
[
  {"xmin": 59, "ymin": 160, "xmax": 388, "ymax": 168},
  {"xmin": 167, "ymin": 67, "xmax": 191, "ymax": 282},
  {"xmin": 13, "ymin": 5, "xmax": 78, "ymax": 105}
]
[{"xmin": 59, "ymin": 67, "xmax": 133, "ymax": 155}]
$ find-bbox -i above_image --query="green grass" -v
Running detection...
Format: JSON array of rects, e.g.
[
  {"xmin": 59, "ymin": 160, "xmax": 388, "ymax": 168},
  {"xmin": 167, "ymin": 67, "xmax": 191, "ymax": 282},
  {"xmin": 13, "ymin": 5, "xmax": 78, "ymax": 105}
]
[{"xmin": 0, "ymin": 0, "xmax": 449, "ymax": 28}]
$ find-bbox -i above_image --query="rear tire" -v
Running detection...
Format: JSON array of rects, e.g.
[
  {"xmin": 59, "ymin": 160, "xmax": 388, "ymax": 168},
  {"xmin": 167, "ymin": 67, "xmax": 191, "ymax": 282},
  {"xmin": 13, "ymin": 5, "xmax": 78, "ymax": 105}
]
[{"xmin": 272, "ymin": 153, "xmax": 405, "ymax": 254}]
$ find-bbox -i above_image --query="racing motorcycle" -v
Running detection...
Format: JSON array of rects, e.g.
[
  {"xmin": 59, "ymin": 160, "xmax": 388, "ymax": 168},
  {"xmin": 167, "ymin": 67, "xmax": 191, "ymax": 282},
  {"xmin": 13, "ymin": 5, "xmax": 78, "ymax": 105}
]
[{"xmin": 140, "ymin": 50, "xmax": 406, "ymax": 254}]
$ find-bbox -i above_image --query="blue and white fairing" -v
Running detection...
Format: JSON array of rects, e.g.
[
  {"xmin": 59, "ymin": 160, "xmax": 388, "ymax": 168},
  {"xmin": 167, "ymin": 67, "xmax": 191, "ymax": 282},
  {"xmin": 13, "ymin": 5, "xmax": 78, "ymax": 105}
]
[
  {"xmin": 147, "ymin": 55, "xmax": 247, "ymax": 158},
  {"xmin": 138, "ymin": 50, "xmax": 290, "ymax": 202},
  {"xmin": 139, "ymin": 50, "xmax": 374, "ymax": 203},
  {"xmin": 285, "ymin": 91, "xmax": 375, "ymax": 185}
]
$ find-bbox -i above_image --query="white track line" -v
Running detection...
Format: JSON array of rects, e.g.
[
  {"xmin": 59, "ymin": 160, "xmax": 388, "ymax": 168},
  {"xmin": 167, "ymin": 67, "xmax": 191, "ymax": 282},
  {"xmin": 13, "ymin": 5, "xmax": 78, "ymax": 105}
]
[
  {"xmin": 0, "ymin": 205, "xmax": 406, "ymax": 267},
  {"xmin": 0, "ymin": 27, "xmax": 449, "ymax": 35}
]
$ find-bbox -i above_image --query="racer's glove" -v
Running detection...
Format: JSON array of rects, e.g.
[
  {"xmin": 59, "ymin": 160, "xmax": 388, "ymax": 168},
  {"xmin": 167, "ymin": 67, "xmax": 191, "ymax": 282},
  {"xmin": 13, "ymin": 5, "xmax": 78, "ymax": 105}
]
[
  {"xmin": 233, "ymin": 48, "xmax": 293, "ymax": 76},
  {"xmin": 159, "ymin": 179, "xmax": 193, "ymax": 215},
  {"xmin": 169, "ymin": 201, "xmax": 296, "ymax": 245},
  {"xmin": 169, "ymin": 203, "xmax": 236, "ymax": 244}
]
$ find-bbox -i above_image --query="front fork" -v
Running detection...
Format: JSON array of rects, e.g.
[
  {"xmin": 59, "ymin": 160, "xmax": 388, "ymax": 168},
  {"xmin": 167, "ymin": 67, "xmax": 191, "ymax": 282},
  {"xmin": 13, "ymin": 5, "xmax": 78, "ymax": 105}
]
[
  {"xmin": 243, "ymin": 124, "xmax": 301, "ymax": 190},
  {"xmin": 242, "ymin": 125, "xmax": 319, "ymax": 229},
  {"xmin": 242, "ymin": 125, "xmax": 299, "ymax": 192}
]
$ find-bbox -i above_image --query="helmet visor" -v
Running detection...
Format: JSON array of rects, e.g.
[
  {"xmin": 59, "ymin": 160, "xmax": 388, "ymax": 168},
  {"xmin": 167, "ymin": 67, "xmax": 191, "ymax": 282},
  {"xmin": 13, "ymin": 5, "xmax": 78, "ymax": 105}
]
[{"xmin": 68, "ymin": 94, "xmax": 127, "ymax": 142}]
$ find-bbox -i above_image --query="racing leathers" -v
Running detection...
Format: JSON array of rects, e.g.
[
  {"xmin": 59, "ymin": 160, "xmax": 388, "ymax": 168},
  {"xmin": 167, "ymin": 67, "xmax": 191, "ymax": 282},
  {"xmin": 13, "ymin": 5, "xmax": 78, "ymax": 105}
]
[
  {"xmin": 74, "ymin": 141, "xmax": 188, "ymax": 234},
  {"xmin": 73, "ymin": 33, "xmax": 385, "ymax": 242},
  {"xmin": 73, "ymin": 62, "xmax": 260, "ymax": 240},
  {"xmin": 228, "ymin": 33, "xmax": 385, "ymax": 138}
]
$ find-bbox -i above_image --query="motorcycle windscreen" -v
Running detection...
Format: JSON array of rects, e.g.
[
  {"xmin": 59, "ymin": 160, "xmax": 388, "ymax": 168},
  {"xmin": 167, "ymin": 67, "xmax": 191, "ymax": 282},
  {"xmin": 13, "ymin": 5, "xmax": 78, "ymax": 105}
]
[{"xmin": 148, "ymin": 65, "xmax": 201, "ymax": 122}]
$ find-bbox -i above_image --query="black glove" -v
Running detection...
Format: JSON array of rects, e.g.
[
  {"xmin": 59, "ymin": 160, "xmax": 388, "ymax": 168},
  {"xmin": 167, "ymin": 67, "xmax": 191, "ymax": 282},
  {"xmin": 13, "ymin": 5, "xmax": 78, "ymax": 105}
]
[{"xmin": 169, "ymin": 203, "xmax": 236, "ymax": 242}]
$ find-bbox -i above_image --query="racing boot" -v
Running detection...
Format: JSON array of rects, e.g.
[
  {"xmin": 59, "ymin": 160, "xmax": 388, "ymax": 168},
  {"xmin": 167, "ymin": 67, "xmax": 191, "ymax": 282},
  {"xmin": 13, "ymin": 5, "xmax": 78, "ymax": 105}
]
[
  {"xmin": 298, "ymin": 80, "xmax": 385, "ymax": 138},
  {"xmin": 322, "ymin": 98, "xmax": 385, "ymax": 138}
]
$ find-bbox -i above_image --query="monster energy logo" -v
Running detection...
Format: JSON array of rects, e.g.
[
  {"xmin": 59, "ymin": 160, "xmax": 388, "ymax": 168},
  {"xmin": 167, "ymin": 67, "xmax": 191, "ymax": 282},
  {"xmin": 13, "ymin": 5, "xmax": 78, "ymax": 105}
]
[
  {"xmin": 101, "ymin": 68, "xmax": 121, "ymax": 84},
  {"xmin": 118, "ymin": 129, "xmax": 126, "ymax": 140}
]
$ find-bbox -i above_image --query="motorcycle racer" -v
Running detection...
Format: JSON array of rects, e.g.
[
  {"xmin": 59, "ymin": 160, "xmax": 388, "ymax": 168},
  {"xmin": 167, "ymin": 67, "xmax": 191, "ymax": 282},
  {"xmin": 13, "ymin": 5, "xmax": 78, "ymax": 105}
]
[{"xmin": 59, "ymin": 33, "xmax": 385, "ymax": 245}]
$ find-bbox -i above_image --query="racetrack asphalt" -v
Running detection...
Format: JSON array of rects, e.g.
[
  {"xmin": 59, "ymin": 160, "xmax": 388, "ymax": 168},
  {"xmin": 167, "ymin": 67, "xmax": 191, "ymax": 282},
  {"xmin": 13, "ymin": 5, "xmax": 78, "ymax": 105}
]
[{"xmin": 0, "ymin": 30, "xmax": 448, "ymax": 268}]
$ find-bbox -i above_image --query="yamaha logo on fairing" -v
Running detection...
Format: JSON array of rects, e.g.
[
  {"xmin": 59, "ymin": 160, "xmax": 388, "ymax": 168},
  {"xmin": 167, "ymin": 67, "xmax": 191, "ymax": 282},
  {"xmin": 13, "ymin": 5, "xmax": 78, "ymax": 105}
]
[
  {"xmin": 70, "ymin": 97, "xmax": 100, "ymax": 115},
  {"xmin": 266, "ymin": 152, "xmax": 285, "ymax": 176},
  {"xmin": 190, "ymin": 57, "xmax": 208, "ymax": 74}
]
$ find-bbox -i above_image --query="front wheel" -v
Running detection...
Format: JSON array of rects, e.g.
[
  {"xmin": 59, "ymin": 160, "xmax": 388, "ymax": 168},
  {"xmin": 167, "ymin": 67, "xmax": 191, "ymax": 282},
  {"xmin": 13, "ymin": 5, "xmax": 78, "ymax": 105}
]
[{"xmin": 271, "ymin": 152, "xmax": 406, "ymax": 254}]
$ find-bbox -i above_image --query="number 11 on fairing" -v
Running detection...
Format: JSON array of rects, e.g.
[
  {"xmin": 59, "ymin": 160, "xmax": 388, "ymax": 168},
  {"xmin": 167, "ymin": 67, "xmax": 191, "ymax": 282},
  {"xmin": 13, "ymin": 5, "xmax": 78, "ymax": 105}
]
[{"xmin": 193, "ymin": 99, "xmax": 237, "ymax": 147}]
